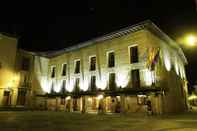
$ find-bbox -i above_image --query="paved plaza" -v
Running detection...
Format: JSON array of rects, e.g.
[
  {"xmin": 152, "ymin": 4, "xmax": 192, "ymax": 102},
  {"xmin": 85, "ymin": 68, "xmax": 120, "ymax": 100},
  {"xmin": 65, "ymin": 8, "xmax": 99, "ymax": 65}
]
[{"xmin": 0, "ymin": 111, "xmax": 197, "ymax": 131}]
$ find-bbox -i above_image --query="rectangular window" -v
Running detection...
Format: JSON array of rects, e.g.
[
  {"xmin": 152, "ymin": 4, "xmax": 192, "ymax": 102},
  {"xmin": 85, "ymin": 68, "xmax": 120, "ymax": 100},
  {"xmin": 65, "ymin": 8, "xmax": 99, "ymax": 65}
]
[
  {"xmin": 109, "ymin": 73, "xmax": 116, "ymax": 91},
  {"xmin": 74, "ymin": 78, "xmax": 80, "ymax": 92},
  {"xmin": 60, "ymin": 80, "xmax": 66, "ymax": 93},
  {"xmin": 51, "ymin": 66, "xmax": 56, "ymax": 78},
  {"xmin": 90, "ymin": 56, "xmax": 96, "ymax": 71},
  {"xmin": 75, "ymin": 60, "xmax": 80, "ymax": 74},
  {"xmin": 4, "ymin": 91, "xmax": 10, "ymax": 96},
  {"xmin": 90, "ymin": 76, "xmax": 96, "ymax": 91},
  {"xmin": 62, "ymin": 64, "xmax": 67, "ymax": 76},
  {"xmin": 130, "ymin": 46, "xmax": 138, "ymax": 63},
  {"xmin": 131, "ymin": 69, "xmax": 140, "ymax": 88},
  {"xmin": 108, "ymin": 52, "xmax": 115, "ymax": 67},
  {"xmin": 21, "ymin": 57, "xmax": 30, "ymax": 71}
]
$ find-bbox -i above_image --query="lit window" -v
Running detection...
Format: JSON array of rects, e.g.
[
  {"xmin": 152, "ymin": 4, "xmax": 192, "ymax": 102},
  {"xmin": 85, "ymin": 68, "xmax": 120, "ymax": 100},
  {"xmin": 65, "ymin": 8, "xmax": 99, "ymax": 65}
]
[
  {"xmin": 108, "ymin": 52, "xmax": 115, "ymax": 67},
  {"xmin": 130, "ymin": 46, "xmax": 138, "ymax": 63},
  {"xmin": 109, "ymin": 73, "xmax": 116, "ymax": 91},
  {"xmin": 62, "ymin": 64, "xmax": 67, "ymax": 76},
  {"xmin": 51, "ymin": 66, "xmax": 56, "ymax": 78},
  {"xmin": 74, "ymin": 60, "xmax": 80, "ymax": 74},
  {"xmin": 90, "ymin": 56, "xmax": 96, "ymax": 71}
]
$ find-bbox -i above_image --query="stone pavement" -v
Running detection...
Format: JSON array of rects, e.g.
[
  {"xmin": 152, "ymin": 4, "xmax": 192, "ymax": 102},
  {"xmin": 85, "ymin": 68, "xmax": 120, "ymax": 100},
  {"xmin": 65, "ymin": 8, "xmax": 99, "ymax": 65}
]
[{"xmin": 0, "ymin": 111, "xmax": 197, "ymax": 131}]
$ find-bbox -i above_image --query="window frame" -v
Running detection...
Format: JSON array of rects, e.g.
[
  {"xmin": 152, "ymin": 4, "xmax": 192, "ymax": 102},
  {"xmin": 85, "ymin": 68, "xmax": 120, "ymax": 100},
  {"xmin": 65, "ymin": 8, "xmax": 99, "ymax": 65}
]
[
  {"xmin": 131, "ymin": 69, "xmax": 140, "ymax": 88},
  {"xmin": 128, "ymin": 44, "xmax": 138, "ymax": 64},
  {"xmin": 74, "ymin": 59, "xmax": 81, "ymax": 74},
  {"xmin": 50, "ymin": 65, "xmax": 56, "ymax": 78},
  {"xmin": 108, "ymin": 72, "xmax": 116, "ymax": 90},
  {"xmin": 90, "ymin": 75, "xmax": 96, "ymax": 91},
  {"xmin": 89, "ymin": 55, "xmax": 96, "ymax": 71},
  {"xmin": 61, "ymin": 63, "xmax": 67, "ymax": 76},
  {"xmin": 74, "ymin": 77, "xmax": 80, "ymax": 92},
  {"xmin": 107, "ymin": 50, "xmax": 115, "ymax": 68}
]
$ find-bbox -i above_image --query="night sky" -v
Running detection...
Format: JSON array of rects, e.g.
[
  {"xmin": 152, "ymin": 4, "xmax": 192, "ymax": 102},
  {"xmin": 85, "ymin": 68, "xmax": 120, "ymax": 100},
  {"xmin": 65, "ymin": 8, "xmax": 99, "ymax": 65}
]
[{"xmin": 0, "ymin": 0, "xmax": 197, "ymax": 86}]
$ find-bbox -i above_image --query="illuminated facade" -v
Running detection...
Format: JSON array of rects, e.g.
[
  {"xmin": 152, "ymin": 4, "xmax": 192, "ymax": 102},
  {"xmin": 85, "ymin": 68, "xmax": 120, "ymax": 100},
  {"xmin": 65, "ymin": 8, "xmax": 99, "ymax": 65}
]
[
  {"xmin": 0, "ymin": 21, "xmax": 189, "ymax": 114},
  {"xmin": 0, "ymin": 34, "xmax": 35, "ymax": 108},
  {"xmin": 0, "ymin": 34, "xmax": 18, "ymax": 107}
]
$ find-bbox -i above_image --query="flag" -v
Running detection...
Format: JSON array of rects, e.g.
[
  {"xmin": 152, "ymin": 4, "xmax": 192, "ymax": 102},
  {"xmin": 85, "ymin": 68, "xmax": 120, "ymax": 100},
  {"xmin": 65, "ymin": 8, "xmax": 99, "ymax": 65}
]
[
  {"xmin": 150, "ymin": 49, "xmax": 160, "ymax": 70},
  {"xmin": 146, "ymin": 48, "xmax": 160, "ymax": 70}
]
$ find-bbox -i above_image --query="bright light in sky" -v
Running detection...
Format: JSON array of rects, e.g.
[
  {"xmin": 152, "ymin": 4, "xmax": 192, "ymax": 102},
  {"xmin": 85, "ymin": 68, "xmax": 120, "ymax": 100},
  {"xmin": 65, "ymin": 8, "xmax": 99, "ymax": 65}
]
[{"xmin": 186, "ymin": 35, "xmax": 197, "ymax": 46}]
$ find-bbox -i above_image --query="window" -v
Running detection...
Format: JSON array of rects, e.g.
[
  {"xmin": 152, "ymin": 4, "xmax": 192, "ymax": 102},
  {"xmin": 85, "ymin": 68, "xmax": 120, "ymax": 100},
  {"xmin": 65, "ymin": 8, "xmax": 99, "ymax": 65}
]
[
  {"xmin": 108, "ymin": 51, "xmax": 115, "ymax": 67},
  {"xmin": 3, "ymin": 91, "xmax": 11, "ymax": 106},
  {"xmin": 60, "ymin": 80, "xmax": 66, "ymax": 93},
  {"xmin": 75, "ymin": 60, "xmax": 80, "ymax": 74},
  {"xmin": 62, "ymin": 64, "xmax": 67, "ymax": 76},
  {"xmin": 74, "ymin": 78, "xmax": 80, "ymax": 92},
  {"xmin": 4, "ymin": 91, "xmax": 10, "ymax": 96},
  {"xmin": 51, "ymin": 66, "xmax": 56, "ymax": 78},
  {"xmin": 90, "ymin": 76, "xmax": 96, "ymax": 91},
  {"xmin": 50, "ymin": 81, "xmax": 55, "ymax": 93},
  {"xmin": 21, "ymin": 57, "xmax": 30, "ymax": 71},
  {"xmin": 130, "ymin": 46, "xmax": 138, "ymax": 63},
  {"xmin": 131, "ymin": 69, "xmax": 140, "ymax": 88},
  {"xmin": 90, "ymin": 56, "xmax": 96, "ymax": 71},
  {"xmin": 109, "ymin": 73, "xmax": 116, "ymax": 91}
]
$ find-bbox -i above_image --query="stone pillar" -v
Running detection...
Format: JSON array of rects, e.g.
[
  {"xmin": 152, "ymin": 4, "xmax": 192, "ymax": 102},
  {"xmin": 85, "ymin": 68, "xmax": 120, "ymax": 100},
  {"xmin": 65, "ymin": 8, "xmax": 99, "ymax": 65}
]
[
  {"xmin": 55, "ymin": 97, "xmax": 58, "ymax": 111},
  {"xmin": 98, "ymin": 98, "xmax": 105, "ymax": 114},
  {"xmin": 70, "ymin": 98, "xmax": 73, "ymax": 112},
  {"xmin": 12, "ymin": 88, "xmax": 18, "ymax": 106},
  {"xmin": 120, "ymin": 95, "xmax": 126, "ymax": 113},
  {"xmin": 81, "ymin": 96, "xmax": 86, "ymax": 113},
  {"xmin": 103, "ymin": 97, "xmax": 106, "ymax": 113},
  {"xmin": 0, "ymin": 89, "xmax": 4, "ymax": 106},
  {"xmin": 25, "ymin": 89, "xmax": 31, "ymax": 108},
  {"xmin": 159, "ymin": 94, "xmax": 164, "ymax": 115}
]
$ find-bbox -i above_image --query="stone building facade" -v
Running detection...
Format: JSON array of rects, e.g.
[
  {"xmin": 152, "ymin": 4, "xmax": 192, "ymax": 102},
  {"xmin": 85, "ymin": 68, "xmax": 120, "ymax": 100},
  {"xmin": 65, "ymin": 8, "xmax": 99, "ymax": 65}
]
[
  {"xmin": 0, "ymin": 34, "xmax": 18, "ymax": 107},
  {"xmin": 0, "ymin": 34, "xmax": 35, "ymax": 108},
  {"xmin": 0, "ymin": 21, "xmax": 189, "ymax": 114}
]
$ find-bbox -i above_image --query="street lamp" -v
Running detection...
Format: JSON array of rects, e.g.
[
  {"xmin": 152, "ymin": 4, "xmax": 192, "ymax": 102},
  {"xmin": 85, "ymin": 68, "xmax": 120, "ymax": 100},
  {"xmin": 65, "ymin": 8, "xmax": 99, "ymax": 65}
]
[{"xmin": 186, "ymin": 35, "xmax": 197, "ymax": 46}]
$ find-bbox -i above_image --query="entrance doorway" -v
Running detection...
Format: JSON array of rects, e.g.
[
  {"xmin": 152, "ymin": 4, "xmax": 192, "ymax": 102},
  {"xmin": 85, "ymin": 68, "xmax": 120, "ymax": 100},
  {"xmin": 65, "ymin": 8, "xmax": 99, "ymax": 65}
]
[
  {"xmin": 86, "ymin": 97, "xmax": 97, "ymax": 112},
  {"xmin": 73, "ymin": 98, "xmax": 80, "ymax": 111},
  {"xmin": 3, "ymin": 91, "xmax": 11, "ymax": 106}
]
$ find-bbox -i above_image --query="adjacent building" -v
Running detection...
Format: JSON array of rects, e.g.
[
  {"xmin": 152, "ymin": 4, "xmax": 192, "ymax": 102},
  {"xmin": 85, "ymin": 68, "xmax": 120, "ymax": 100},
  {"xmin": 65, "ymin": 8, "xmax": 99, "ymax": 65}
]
[
  {"xmin": 0, "ymin": 33, "xmax": 19, "ymax": 107},
  {"xmin": 0, "ymin": 20, "xmax": 189, "ymax": 114}
]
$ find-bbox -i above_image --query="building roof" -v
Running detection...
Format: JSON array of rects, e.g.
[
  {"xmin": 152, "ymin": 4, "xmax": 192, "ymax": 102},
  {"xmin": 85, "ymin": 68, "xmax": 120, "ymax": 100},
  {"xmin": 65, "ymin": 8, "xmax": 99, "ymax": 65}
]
[
  {"xmin": 0, "ymin": 33, "xmax": 18, "ymax": 40},
  {"xmin": 34, "ymin": 20, "xmax": 187, "ymax": 64}
]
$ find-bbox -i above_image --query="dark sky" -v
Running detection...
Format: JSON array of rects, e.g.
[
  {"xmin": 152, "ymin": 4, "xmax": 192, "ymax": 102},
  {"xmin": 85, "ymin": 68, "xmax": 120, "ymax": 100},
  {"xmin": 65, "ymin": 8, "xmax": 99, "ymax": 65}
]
[{"xmin": 0, "ymin": 0, "xmax": 197, "ymax": 86}]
